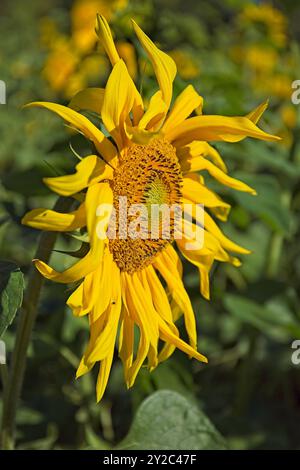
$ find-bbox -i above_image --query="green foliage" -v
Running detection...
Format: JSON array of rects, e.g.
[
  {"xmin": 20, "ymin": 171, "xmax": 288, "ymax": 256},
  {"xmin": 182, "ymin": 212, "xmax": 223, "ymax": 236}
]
[
  {"xmin": 117, "ymin": 390, "xmax": 227, "ymax": 450},
  {"xmin": 0, "ymin": 261, "xmax": 24, "ymax": 339}
]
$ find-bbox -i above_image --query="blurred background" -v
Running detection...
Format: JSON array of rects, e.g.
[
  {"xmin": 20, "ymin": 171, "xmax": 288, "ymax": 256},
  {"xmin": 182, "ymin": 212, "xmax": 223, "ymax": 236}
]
[{"xmin": 0, "ymin": 0, "xmax": 300, "ymax": 450}]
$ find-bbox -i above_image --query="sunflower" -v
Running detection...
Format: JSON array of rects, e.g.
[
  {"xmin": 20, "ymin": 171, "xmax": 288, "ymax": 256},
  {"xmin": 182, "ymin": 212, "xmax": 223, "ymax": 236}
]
[{"xmin": 22, "ymin": 16, "xmax": 279, "ymax": 401}]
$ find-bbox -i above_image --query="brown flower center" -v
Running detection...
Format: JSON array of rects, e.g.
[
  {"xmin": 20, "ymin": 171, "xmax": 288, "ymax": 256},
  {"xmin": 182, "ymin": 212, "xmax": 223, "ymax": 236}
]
[{"xmin": 108, "ymin": 139, "xmax": 182, "ymax": 273}]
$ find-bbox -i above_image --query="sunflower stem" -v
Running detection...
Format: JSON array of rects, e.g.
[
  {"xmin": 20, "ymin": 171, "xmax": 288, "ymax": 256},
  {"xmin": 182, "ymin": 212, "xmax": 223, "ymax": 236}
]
[{"xmin": 0, "ymin": 197, "xmax": 73, "ymax": 450}]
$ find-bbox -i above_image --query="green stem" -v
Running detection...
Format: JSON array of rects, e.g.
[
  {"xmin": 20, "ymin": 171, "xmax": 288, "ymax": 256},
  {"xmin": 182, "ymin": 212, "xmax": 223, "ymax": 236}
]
[
  {"xmin": 0, "ymin": 197, "xmax": 73, "ymax": 450},
  {"xmin": 0, "ymin": 364, "xmax": 8, "ymax": 389}
]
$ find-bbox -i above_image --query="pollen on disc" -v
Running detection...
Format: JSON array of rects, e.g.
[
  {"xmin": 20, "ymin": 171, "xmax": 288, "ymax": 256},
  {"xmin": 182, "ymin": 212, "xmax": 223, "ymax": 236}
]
[{"xmin": 108, "ymin": 139, "xmax": 183, "ymax": 273}]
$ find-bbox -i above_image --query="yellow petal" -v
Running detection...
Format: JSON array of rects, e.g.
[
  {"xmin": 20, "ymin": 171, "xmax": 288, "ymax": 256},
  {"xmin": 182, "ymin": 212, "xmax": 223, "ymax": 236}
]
[
  {"xmin": 182, "ymin": 175, "xmax": 231, "ymax": 221},
  {"xmin": 125, "ymin": 272, "xmax": 159, "ymax": 351},
  {"xmin": 144, "ymin": 265, "xmax": 179, "ymax": 363},
  {"xmin": 24, "ymin": 101, "xmax": 117, "ymax": 162},
  {"xmin": 33, "ymin": 250, "xmax": 99, "ymax": 283},
  {"xmin": 181, "ymin": 158, "xmax": 256, "ymax": 194},
  {"xmin": 176, "ymin": 220, "xmax": 241, "ymax": 268},
  {"xmin": 67, "ymin": 267, "xmax": 101, "ymax": 317},
  {"xmin": 95, "ymin": 14, "xmax": 120, "ymax": 66},
  {"xmin": 138, "ymin": 91, "xmax": 167, "ymax": 131},
  {"xmin": 76, "ymin": 311, "xmax": 109, "ymax": 378},
  {"xmin": 166, "ymin": 115, "xmax": 280, "ymax": 146},
  {"xmin": 158, "ymin": 316, "xmax": 207, "ymax": 363},
  {"xmin": 213, "ymin": 100, "xmax": 271, "ymax": 143},
  {"xmin": 144, "ymin": 265, "xmax": 173, "ymax": 324},
  {"xmin": 153, "ymin": 250, "xmax": 197, "ymax": 350},
  {"xmin": 177, "ymin": 141, "xmax": 228, "ymax": 173},
  {"xmin": 96, "ymin": 346, "xmax": 115, "ymax": 402},
  {"xmin": 163, "ymin": 85, "xmax": 203, "ymax": 133},
  {"xmin": 34, "ymin": 183, "xmax": 113, "ymax": 284},
  {"xmin": 96, "ymin": 16, "xmax": 144, "ymax": 125},
  {"xmin": 85, "ymin": 276, "xmax": 121, "ymax": 364},
  {"xmin": 44, "ymin": 155, "xmax": 113, "ymax": 196},
  {"xmin": 121, "ymin": 272, "xmax": 160, "ymax": 383},
  {"xmin": 176, "ymin": 235, "xmax": 214, "ymax": 300},
  {"xmin": 89, "ymin": 248, "xmax": 115, "ymax": 322},
  {"xmin": 69, "ymin": 87, "xmax": 105, "ymax": 115},
  {"xmin": 102, "ymin": 60, "xmax": 135, "ymax": 150},
  {"xmin": 118, "ymin": 306, "xmax": 134, "ymax": 375},
  {"xmin": 132, "ymin": 19, "xmax": 176, "ymax": 108},
  {"xmin": 247, "ymin": 99, "xmax": 269, "ymax": 124},
  {"xmin": 22, "ymin": 203, "xmax": 86, "ymax": 231},
  {"xmin": 182, "ymin": 199, "xmax": 250, "ymax": 255},
  {"xmin": 85, "ymin": 182, "xmax": 113, "ymax": 248}
]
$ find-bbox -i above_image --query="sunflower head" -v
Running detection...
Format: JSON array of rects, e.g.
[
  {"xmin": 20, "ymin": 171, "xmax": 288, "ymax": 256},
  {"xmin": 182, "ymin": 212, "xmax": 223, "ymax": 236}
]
[{"xmin": 23, "ymin": 15, "xmax": 279, "ymax": 401}]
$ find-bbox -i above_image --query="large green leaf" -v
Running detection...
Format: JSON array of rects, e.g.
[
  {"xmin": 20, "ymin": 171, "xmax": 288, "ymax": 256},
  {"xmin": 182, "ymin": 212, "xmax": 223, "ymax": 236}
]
[
  {"xmin": 0, "ymin": 261, "xmax": 24, "ymax": 338},
  {"xmin": 116, "ymin": 390, "xmax": 227, "ymax": 450}
]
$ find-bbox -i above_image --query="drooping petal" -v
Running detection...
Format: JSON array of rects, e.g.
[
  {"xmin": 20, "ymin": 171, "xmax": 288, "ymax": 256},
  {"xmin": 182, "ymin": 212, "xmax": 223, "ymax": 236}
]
[
  {"xmin": 177, "ymin": 141, "xmax": 227, "ymax": 173},
  {"xmin": 132, "ymin": 19, "xmax": 177, "ymax": 108},
  {"xmin": 89, "ymin": 248, "xmax": 116, "ymax": 322},
  {"xmin": 153, "ymin": 249, "xmax": 197, "ymax": 350},
  {"xmin": 85, "ymin": 182, "xmax": 113, "ymax": 248},
  {"xmin": 33, "ymin": 250, "xmax": 99, "ymax": 283},
  {"xmin": 67, "ymin": 260, "xmax": 105, "ymax": 319},
  {"xmin": 44, "ymin": 155, "xmax": 113, "ymax": 196},
  {"xmin": 176, "ymin": 237, "xmax": 214, "ymax": 300},
  {"xmin": 163, "ymin": 85, "xmax": 203, "ymax": 133},
  {"xmin": 121, "ymin": 273, "xmax": 150, "ymax": 387},
  {"xmin": 118, "ymin": 306, "xmax": 134, "ymax": 377},
  {"xmin": 166, "ymin": 114, "xmax": 280, "ymax": 146},
  {"xmin": 33, "ymin": 183, "xmax": 113, "ymax": 283},
  {"xmin": 24, "ymin": 102, "xmax": 117, "ymax": 162},
  {"xmin": 181, "ymin": 157, "xmax": 256, "ymax": 194},
  {"xmin": 158, "ymin": 317, "xmax": 207, "ymax": 363},
  {"xmin": 177, "ymin": 220, "xmax": 241, "ymax": 267},
  {"xmin": 182, "ymin": 174, "xmax": 231, "ymax": 221},
  {"xmin": 125, "ymin": 272, "xmax": 159, "ymax": 356},
  {"xmin": 69, "ymin": 87, "xmax": 105, "ymax": 115},
  {"xmin": 143, "ymin": 265, "xmax": 180, "ymax": 362},
  {"xmin": 143, "ymin": 265, "xmax": 173, "ymax": 324},
  {"xmin": 182, "ymin": 198, "xmax": 250, "ymax": 255},
  {"xmin": 84, "ymin": 267, "xmax": 121, "ymax": 364},
  {"xmin": 22, "ymin": 203, "xmax": 86, "ymax": 231},
  {"xmin": 96, "ymin": 346, "xmax": 115, "ymax": 402}
]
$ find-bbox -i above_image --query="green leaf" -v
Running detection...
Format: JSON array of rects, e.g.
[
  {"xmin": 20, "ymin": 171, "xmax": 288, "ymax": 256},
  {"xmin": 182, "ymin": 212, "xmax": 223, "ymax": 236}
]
[
  {"xmin": 231, "ymin": 174, "xmax": 291, "ymax": 234},
  {"xmin": 116, "ymin": 390, "xmax": 227, "ymax": 450},
  {"xmin": 224, "ymin": 294, "xmax": 300, "ymax": 341},
  {"xmin": 0, "ymin": 261, "xmax": 24, "ymax": 338}
]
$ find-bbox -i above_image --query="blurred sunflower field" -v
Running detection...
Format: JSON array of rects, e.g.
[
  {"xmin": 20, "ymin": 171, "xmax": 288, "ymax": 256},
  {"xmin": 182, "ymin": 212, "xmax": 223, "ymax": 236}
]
[{"xmin": 1, "ymin": 0, "xmax": 300, "ymax": 451}]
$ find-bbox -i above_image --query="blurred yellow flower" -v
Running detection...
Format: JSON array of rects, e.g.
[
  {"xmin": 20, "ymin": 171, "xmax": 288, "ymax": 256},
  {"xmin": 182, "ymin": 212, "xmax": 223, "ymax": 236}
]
[
  {"xmin": 280, "ymin": 104, "xmax": 297, "ymax": 129},
  {"xmin": 23, "ymin": 16, "xmax": 279, "ymax": 401},
  {"xmin": 42, "ymin": 37, "xmax": 79, "ymax": 93},
  {"xmin": 169, "ymin": 49, "xmax": 200, "ymax": 80},
  {"xmin": 116, "ymin": 41, "xmax": 138, "ymax": 80},
  {"xmin": 41, "ymin": 0, "xmax": 128, "ymax": 97},
  {"xmin": 240, "ymin": 3, "xmax": 288, "ymax": 48},
  {"xmin": 244, "ymin": 45, "xmax": 278, "ymax": 74},
  {"xmin": 71, "ymin": 0, "xmax": 128, "ymax": 53}
]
